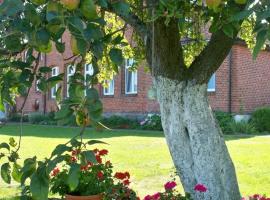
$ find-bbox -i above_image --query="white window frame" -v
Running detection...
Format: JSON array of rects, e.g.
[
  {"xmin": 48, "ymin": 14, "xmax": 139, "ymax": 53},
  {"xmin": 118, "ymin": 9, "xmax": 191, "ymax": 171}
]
[
  {"xmin": 207, "ymin": 74, "xmax": 216, "ymax": 92},
  {"xmin": 103, "ymin": 79, "xmax": 114, "ymax": 96},
  {"xmin": 84, "ymin": 64, "xmax": 94, "ymax": 96},
  {"xmin": 67, "ymin": 65, "xmax": 75, "ymax": 97},
  {"xmin": 36, "ymin": 79, "xmax": 40, "ymax": 92},
  {"xmin": 125, "ymin": 58, "xmax": 137, "ymax": 94},
  {"xmin": 51, "ymin": 67, "xmax": 59, "ymax": 98}
]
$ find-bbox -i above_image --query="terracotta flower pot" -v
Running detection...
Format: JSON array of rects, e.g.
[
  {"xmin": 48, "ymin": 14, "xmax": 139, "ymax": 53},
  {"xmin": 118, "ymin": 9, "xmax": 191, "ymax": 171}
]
[{"xmin": 65, "ymin": 194, "xmax": 103, "ymax": 200}]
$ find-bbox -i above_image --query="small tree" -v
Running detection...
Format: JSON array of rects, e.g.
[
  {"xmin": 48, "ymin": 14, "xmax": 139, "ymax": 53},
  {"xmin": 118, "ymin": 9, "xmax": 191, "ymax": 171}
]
[{"xmin": 0, "ymin": 0, "xmax": 270, "ymax": 199}]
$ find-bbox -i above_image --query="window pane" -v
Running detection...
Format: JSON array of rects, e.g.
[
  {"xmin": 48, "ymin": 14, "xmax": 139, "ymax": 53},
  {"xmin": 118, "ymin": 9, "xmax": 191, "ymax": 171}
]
[
  {"xmin": 104, "ymin": 79, "xmax": 114, "ymax": 95},
  {"xmin": 208, "ymin": 74, "xmax": 216, "ymax": 91}
]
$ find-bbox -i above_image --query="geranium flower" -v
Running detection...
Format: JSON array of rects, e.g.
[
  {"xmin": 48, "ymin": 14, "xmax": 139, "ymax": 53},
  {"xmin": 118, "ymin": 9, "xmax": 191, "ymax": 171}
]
[
  {"xmin": 115, "ymin": 172, "xmax": 128, "ymax": 180},
  {"xmin": 99, "ymin": 149, "xmax": 108, "ymax": 156},
  {"xmin": 51, "ymin": 167, "xmax": 60, "ymax": 177},
  {"xmin": 164, "ymin": 181, "xmax": 177, "ymax": 190},
  {"xmin": 97, "ymin": 171, "xmax": 104, "ymax": 180},
  {"xmin": 95, "ymin": 155, "xmax": 102, "ymax": 163},
  {"xmin": 144, "ymin": 195, "xmax": 152, "ymax": 200},
  {"xmin": 194, "ymin": 184, "xmax": 207, "ymax": 192}
]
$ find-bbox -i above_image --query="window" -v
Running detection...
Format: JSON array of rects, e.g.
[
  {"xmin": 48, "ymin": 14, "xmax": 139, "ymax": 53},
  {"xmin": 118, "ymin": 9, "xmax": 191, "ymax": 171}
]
[
  {"xmin": 51, "ymin": 67, "xmax": 59, "ymax": 98},
  {"xmin": 125, "ymin": 59, "xmax": 137, "ymax": 94},
  {"xmin": 36, "ymin": 79, "xmax": 40, "ymax": 92},
  {"xmin": 67, "ymin": 65, "xmax": 75, "ymax": 97},
  {"xmin": 85, "ymin": 63, "xmax": 94, "ymax": 77},
  {"xmin": 207, "ymin": 74, "xmax": 216, "ymax": 92},
  {"xmin": 84, "ymin": 64, "xmax": 94, "ymax": 95},
  {"xmin": 103, "ymin": 79, "xmax": 114, "ymax": 95}
]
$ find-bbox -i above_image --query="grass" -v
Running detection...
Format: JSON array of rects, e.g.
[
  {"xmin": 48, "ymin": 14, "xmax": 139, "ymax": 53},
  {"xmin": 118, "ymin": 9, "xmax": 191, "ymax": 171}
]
[{"xmin": 0, "ymin": 124, "xmax": 269, "ymax": 199}]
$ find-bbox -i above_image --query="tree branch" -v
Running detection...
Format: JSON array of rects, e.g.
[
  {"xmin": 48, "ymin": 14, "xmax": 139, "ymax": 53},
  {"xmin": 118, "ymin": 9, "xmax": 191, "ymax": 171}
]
[
  {"xmin": 187, "ymin": 30, "xmax": 235, "ymax": 84},
  {"xmin": 103, "ymin": 4, "xmax": 148, "ymax": 40}
]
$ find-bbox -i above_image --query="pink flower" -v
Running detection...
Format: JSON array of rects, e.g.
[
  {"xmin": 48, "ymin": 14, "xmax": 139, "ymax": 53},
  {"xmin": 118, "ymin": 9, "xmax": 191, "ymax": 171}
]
[
  {"xmin": 152, "ymin": 193, "xmax": 160, "ymax": 200},
  {"xmin": 194, "ymin": 184, "xmax": 207, "ymax": 193},
  {"xmin": 144, "ymin": 195, "xmax": 152, "ymax": 200},
  {"xmin": 164, "ymin": 181, "xmax": 177, "ymax": 190}
]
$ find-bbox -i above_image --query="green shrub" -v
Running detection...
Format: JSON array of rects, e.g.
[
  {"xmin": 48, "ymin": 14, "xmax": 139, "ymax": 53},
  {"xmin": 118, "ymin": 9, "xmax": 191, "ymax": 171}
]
[
  {"xmin": 8, "ymin": 113, "xmax": 29, "ymax": 122},
  {"xmin": 214, "ymin": 111, "xmax": 233, "ymax": 134},
  {"xmin": 251, "ymin": 107, "xmax": 270, "ymax": 133},
  {"xmin": 28, "ymin": 112, "xmax": 50, "ymax": 124},
  {"xmin": 140, "ymin": 114, "xmax": 163, "ymax": 131},
  {"xmin": 101, "ymin": 115, "xmax": 138, "ymax": 129},
  {"xmin": 229, "ymin": 121, "xmax": 258, "ymax": 134}
]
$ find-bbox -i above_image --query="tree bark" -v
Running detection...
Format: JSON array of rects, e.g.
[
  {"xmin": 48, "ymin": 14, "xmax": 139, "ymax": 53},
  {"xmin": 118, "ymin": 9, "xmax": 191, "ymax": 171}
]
[{"xmin": 154, "ymin": 77, "xmax": 241, "ymax": 200}]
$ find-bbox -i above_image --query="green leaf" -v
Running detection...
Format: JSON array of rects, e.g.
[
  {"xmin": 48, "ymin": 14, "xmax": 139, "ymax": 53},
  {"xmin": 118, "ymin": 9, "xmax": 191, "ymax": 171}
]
[
  {"xmin": 39, "ymin": 66, "xmax": 52, "ymax": 73},
  {"xmin": 0, "ymin": 0, "xmax": 24, "ymax": 17},
  {"xmin": 9, "ymin": 138, "xmax": 17, "ymax": 148},
  {"xmin": 109, "ymin": 48, "xmax": 123, "ymax": 66},
  {"xmin": 30, "ymin": 166, "xmax": 49, "ymax": 200},
  {"xmin": 55, "ymin": 105, "xmax": 73, "ymax": 120},
  {"xmin": 222, "ymin": 24, "xmax": 234, "ymax": 38},
  {"xmin": 55, "ymin": 42, "xmax": 65, "ymax": 53},
  {"xmin": 1, "ymin": 163, "xmax": 11, "ymax": 184},
  {"xmin": 21, "ymin": 157, "xmax": 37, "ymax": 185},
  {"xmin": 76, "ymin": 38, "xmax": 88, "ymax": 56},
  {"xmin": 81, "ymin": 151, "xmax": 97, "ymax": 165},
  {"xmin": 230, "ymin": 9, "xmax": 253, "ymax": 21},
  {"xmin": 12, "ymin": 163, "xmax": 22, "ymax": 183},
  {"xmin": 111, "ymin": 1, "xmax": 130, "ymax": 16},
  {"xmin": 36, "ymin": 28, "xmax": 50, "ymax": 46},
  {"xmin": 84, "ymin": 24, "xmax": 103, "ymax": 41},
  {"xmin": 87, "ymin": 140, "xmax": 108, "ymax": 145},
  {"xmin": 253, "ymin": 30, "xmax": 268, "ymax": 59},
  {"xmin": 0, "ymin": 143, "xmax": 10, "ymax": 151},
  {"xmin": 86, "ymin": 88, "xmax": 99, "ymax": 103},
  {"xmin": 80, "ymin": 0, "xmax": 98, "ymax": 19},
  {"xmin": 47, "ymin": 155, "xmax": 68, "ymax": 172},
  {"xmin": 51, "ymin": 144, "xmax": 71, "ymax": 157},
  {"xmin": 67, "ymin": 164, "xmax": 80, "ymax": 191},
  {"xmin": 68, "ymin": 17, "xmax": 84, "ymax": 34}
]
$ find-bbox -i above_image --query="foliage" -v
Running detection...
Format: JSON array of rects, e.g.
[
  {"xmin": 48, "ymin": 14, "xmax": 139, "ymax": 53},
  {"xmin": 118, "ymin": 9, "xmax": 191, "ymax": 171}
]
[
  {"xmin": 229, "ymin": 121, "xmax": 258, "ymax": 134},
  {"xmin": 251, "ymin": 107, "xmax": 270, "ymax": 133},
  {"xmin": 50, "ymin": 148, "xmax": 138, "ymax": 198},
  {"xmin": 8, "ymin": 113, "xmax": 29, "ymax": 122},
  {"xmin": 140, "ymin": 114, "xmax": 163, "ymax": 131},
  {"xmin": 101, "ymin": 115, "xmax": 139, "ymax": 129},
  {"xmin": 214, "ymin": 111, "xmax": 234, "ymax": 134},
  {"xmin": 28, "ymin": 112, "xmax": 50, "ymax": 124}
]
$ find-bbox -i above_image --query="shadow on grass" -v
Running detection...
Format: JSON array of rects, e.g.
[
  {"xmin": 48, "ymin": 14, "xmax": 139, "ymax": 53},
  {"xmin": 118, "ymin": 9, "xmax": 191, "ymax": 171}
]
[
  {"xmin": 0, "ymin": 123, "xmax": 164, "ymax": 139},
  {"xmin": 0, "ymin": 123, "xmax": 267, "ymax": 141}
]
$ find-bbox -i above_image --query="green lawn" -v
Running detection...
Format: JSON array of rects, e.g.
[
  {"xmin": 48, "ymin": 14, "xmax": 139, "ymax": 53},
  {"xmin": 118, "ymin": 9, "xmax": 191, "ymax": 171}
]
[{"xmin": 0, "ymin": 124, "xmax": 269, "ymax": 199}]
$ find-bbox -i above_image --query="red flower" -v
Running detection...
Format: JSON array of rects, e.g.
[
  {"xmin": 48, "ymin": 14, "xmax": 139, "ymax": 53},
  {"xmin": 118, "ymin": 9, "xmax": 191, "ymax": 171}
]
[
  {"xmin": 51, "ymin": 167, "xmax": 60, "ymax": 177},
  {"xmin": 99, "ymin": 149, "xmax": 108, "ymax": 156},
  {"xmin": 70, "ymin": 156, "xmax": 77, "ymax": 163},
  {"xmin": 97, "ymin": 171, "xmax": 104, "ymax": 180},
  {"xmin": 95, "ymin": 155, "xmax": 102, "ymax": 164},
  {"xmin": 164, "ymin": 181, "xmax": 177, "ymax": 191},
  {"xmin": 123, "ymin": 179, "xmax": 130, "ymax": 186},
  {"xmin": 80, "ymin": 165, "xmax": 88, "ymax": 171},
  {"xmin": 194, "ymin": 184, "xmax": 207, "ymax": 193},
  {"xmin": 114, "ymin": 172, "xmax": 128, "ymax": 180}
]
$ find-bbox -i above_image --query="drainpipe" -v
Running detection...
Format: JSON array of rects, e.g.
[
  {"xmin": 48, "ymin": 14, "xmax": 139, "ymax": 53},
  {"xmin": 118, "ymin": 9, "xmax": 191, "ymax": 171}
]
[
  {"xmin": 228, "ymin": 49, "xmax": 233, "ymax": 114},
  {"xmin": 43, "ymin": 54, "xmax": 47, "ymax": 115}
]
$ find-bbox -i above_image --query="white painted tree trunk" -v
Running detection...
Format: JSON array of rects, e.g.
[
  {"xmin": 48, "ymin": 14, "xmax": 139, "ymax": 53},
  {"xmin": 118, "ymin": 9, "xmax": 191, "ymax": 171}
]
[{"xmin": 154, "ymin": 77, "xmax": 241, "ymax": 200}]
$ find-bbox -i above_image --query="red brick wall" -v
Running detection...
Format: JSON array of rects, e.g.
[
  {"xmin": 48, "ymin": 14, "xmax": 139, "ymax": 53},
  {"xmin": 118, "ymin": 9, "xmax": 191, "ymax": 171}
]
[
  {"xmin": 230, "ymin": 45, "xmax": 270, "ymax": 113},
  {"xmin": 15, "ymin": 37, "xmax": 270, "ymax": 115}
]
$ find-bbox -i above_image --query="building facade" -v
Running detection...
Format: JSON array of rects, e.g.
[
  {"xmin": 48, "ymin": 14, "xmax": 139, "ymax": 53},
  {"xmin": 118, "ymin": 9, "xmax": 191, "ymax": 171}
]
[{"xmin": 15, "ymin": 33, "xmax": 270, "ymax": 116}]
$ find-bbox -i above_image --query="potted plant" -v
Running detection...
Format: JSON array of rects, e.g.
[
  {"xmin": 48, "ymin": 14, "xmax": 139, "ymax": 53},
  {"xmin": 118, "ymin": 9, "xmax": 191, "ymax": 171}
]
[{"xmin": 50, "ymin": 148, "xmax": 139, "ymax": 200}]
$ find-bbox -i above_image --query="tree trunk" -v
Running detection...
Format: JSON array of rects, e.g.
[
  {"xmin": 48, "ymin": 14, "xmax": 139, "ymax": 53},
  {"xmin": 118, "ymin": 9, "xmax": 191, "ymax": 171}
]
[{"xmin": 154, "ymin": 76, "xmax": 241, "ymax": 200}]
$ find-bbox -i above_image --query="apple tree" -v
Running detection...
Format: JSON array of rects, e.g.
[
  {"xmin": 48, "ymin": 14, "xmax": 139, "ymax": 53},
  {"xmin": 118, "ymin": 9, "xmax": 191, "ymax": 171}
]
[{"xmin": 0, "ymin": 0, "xmax": 270, "ymax": 199}]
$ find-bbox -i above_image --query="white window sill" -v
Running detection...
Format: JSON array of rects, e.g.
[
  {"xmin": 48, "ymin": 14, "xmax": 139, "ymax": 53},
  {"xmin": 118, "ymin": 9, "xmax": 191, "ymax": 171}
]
[{"xmin": 207, "ymin": 89, "xmax": 216, "ymax": 92}]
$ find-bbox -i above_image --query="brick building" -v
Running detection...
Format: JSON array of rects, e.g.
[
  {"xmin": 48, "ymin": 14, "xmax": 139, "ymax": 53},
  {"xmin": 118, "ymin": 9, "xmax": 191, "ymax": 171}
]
[{"xmin": 15, "ymin": 33, "xmax": 270, "ymax": 116}]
